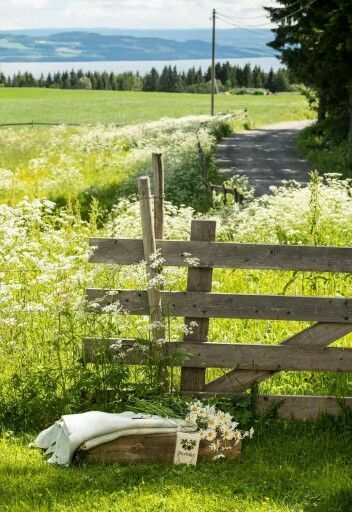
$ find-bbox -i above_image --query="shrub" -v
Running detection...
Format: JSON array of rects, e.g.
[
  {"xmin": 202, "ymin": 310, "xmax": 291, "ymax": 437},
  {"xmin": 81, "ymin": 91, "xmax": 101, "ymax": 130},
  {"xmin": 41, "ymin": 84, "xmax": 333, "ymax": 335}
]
[{"xmin": 297, "ymin": 123, "xmax": 352, "ymax": 177}]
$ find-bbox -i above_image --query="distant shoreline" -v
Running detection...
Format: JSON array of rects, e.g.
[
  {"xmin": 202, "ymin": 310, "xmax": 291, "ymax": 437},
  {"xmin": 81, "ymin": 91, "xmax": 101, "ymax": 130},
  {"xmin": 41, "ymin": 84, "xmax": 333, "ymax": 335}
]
[{"xmin": 0, "ymin": 57, "xmax": 281, "ymax": 78}]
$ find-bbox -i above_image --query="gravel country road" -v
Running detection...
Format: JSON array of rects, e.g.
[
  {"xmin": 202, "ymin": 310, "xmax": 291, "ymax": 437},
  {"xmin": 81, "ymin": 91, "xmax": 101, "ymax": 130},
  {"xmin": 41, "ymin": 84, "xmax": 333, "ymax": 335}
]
[{"xmin": 216, "ymin": 120, "xmax": 313, "ymax": 196}]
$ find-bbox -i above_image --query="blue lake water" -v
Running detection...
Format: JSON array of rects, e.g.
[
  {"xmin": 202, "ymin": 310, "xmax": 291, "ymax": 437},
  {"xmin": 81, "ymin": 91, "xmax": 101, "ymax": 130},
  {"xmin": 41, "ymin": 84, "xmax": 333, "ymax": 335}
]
[{"xmin": 0, "ymin": 57, "xmax": 281, "ymax": 78}]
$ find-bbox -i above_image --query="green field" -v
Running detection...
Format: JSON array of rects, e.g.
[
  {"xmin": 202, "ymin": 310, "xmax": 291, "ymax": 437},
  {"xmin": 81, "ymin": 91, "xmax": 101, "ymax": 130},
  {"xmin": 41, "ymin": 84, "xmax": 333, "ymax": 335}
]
[{"xmin": 0, "ymin": 88, "xmax": 313, "ymax": 126}]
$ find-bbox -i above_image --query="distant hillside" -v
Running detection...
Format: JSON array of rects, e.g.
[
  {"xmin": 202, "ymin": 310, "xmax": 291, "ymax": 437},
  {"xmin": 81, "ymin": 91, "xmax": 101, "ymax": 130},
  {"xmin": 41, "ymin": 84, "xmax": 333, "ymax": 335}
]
[{"xmin": 0, "ymin": 29, "xmax": 274, "ymax": 62}]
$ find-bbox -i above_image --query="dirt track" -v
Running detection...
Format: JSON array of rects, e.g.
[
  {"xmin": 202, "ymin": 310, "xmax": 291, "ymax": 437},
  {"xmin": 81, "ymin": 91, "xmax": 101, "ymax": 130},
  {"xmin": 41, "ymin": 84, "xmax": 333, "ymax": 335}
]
[{"xmin": 216, "ymin": 120, "xmax": 313, "ymax": 195}]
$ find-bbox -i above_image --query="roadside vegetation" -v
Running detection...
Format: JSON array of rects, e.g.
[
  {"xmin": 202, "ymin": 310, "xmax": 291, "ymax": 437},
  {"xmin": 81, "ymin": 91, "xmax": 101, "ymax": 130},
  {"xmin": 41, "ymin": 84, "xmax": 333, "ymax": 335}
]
[
  {"xmin": 297, "ymin": 121, "xmax": 351, "ymax": 178},
  {"xmin": 268, "ymin": 1, "xmax": 352, "ymax": 177},
  {"xmin": 0, "ymin": 93, "xmax": 313, "ymax": 214},
  {"xmin": 1, "ymin": 171, "xmax": 352, "ymax": 510}
]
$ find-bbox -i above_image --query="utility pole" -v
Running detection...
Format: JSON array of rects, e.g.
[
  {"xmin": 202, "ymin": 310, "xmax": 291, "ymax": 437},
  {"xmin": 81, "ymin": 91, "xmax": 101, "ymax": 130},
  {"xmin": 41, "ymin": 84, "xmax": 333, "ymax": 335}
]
[{"xmin": 211, "ymin": 8, "xmax": 216, "ymax": 116}]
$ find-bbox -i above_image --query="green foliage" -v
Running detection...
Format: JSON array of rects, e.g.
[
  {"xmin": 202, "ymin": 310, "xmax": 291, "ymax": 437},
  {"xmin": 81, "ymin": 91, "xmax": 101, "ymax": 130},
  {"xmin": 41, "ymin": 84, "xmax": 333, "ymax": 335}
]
[
  {"xmin": 5, "ymin": 62, "xmax": 294, "ymax": 93},
  {"xmin": 0, "ymin": 102, "xmax": 313, "ymax": 214},
  {"xmin": 267, "ymin": 0, "xmax": 352, "ymax": 146},
  {"xmin": 297, "ymin": 123, "xmax": 352, "ymax": 176}
]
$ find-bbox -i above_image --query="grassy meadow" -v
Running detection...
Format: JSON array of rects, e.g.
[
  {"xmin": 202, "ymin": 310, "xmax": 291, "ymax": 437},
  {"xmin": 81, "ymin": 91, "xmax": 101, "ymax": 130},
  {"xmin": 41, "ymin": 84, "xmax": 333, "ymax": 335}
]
[
  {"xmin": 0, "ymin": 90, "xmax": 313, "ymax": 213},
  {"xmin": 0, "ymin": 88, "xmax": 313, "ymax": 126},
  {"xmin": 0, "ymin": 91, "xmax": 351, "ymax": 512}
]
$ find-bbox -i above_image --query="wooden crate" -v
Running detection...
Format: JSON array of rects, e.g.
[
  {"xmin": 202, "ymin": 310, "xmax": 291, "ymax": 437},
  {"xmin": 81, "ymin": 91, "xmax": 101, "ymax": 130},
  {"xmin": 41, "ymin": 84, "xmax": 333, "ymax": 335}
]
[{"xmin": 79, "ymin": 433, "xmax": 242, "ymax": 464}]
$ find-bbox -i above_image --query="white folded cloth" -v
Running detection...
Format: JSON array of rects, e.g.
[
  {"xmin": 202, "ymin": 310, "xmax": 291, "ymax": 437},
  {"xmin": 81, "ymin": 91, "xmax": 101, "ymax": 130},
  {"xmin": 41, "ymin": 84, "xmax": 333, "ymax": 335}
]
[{"xmin": 32, "ymin": 411, "xmax": 195, "ymax": 466}]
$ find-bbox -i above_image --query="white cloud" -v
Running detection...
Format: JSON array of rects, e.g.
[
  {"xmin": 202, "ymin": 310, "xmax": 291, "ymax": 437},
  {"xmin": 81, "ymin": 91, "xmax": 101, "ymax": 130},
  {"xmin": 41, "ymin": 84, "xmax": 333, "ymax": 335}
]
[
  {"xmin": 0, "ymin": 0, "xmax": 277, "ymax": 29},
  {"xmin": 2, "ymin": 0, "xmax": 65, "ymax": 8}
]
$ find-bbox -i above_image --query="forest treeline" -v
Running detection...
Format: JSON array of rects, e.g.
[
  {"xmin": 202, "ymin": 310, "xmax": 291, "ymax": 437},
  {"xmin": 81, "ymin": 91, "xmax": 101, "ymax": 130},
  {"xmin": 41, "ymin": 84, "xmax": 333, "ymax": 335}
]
[{"xmin": 0, "ymin": 62, "xmax": 292, "ymax": 93}]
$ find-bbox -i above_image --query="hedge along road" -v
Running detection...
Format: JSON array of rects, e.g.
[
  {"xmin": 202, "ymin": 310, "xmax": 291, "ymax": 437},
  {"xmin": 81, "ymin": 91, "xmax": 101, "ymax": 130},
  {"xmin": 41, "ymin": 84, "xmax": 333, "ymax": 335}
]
[{"xmin": 216, "ymin": 120, "xmax": 313, "ymax": 196}]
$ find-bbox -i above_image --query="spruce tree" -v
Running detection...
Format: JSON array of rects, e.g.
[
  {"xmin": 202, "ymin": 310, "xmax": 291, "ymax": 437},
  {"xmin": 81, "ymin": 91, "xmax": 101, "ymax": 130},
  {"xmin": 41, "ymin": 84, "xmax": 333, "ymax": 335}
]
[{"xmin": 267, "ymin": 0, "xmax": 352, "ymax": 133}]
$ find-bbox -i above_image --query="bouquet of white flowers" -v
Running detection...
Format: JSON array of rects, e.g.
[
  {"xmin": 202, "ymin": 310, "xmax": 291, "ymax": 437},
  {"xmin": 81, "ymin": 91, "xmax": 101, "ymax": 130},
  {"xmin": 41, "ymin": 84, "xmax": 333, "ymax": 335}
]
[{"xmin": 186, "ymin": 401, "xmax": 254, "ymax": 460}]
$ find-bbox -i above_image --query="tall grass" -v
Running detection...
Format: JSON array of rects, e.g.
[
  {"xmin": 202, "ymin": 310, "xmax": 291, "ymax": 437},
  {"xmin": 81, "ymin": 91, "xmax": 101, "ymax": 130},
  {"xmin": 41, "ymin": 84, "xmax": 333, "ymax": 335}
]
[{"xmin": 0, "ymin": 115, "xmax": 240, "ymax": 214}]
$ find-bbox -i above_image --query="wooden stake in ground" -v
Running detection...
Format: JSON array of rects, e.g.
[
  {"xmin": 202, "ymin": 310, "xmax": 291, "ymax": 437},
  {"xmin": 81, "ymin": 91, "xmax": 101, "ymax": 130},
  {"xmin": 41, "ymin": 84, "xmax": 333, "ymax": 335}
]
[
  {"xmin": 138, "ymin": 176, "xmax": 168, "ymax": 390},
  {"xmin": 152, "ymin": 153, "xmax": 164, "ymax": 240},
  {"xmin": 180, "ymin": 219, "xmax": 216, "ymax": 392}
]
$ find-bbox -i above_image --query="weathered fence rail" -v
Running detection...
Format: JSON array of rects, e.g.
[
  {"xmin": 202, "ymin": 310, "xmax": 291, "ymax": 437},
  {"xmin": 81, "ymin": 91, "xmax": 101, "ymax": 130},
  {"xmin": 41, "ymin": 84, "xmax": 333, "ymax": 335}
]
[
  {"xmin": 89, "ymin": 238, "xmax": 352, "ymax": 272},
  {"xmin": 84, "ymin": 160, "xmax": 352, "ymax": 420},
  {"xmin": 84, "ymin": 339, "xmax": 352, "ymax": 372},
  {"xmin": 210, "ymin": 183, "xmax": 244, "ymax": 204},
  {"xmin": 87, "ymin": 289, "xmax": 352, "ymax": 323}
]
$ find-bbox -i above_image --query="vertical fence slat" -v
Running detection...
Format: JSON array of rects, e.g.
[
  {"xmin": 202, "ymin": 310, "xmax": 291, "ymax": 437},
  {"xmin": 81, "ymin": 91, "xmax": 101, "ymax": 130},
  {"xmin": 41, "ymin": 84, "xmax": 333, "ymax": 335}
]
[
  {"xmin": 180, "ymin": 219, "xmax": 216, "ymax": 392},
  {"xmin": 152, "ymin": 153, "xmax": 164, "ymax": 240},
  {"xmin": 138, "ymin": 176, "xmax": 167, "ymax": 389}
]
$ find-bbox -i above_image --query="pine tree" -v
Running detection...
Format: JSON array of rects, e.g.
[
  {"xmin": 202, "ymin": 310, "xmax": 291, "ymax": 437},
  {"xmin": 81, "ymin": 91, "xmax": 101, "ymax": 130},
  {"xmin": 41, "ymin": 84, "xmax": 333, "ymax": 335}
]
[
  {"xmin": 253, "ymin": 66, "xmax": 263, "ymax": 89},
  {"xmin": 46, "ymin": 73, "xmax": 53, "ymax": 88},
  {"xmin": 61, "ymin": 71, "xmax": 70, "ymax": 89},
  {"xmin": 69, "ymin": 70, "xmax": 78, "ymax": 88},
  {"xmin": 143, "ymin": 68, "xmax": 159, "ymax": 91},
  {"xmin": 265, "ymin": 68, "xmax": 275, "ymax": 92},
  {"xmin": 38, "ymin": 73, "xmax": 45, "ymax": 88},
  {"xmin": 243, "ymin": 64, "xmax": 253, "ymax": 88}
]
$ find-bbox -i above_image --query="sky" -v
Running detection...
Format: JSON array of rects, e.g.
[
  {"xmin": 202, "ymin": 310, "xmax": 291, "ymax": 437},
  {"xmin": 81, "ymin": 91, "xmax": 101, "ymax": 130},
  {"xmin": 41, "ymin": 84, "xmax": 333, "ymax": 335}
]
[{"xmin": 0, "ymin": 0, "xmax": 278, "ymax": 30}]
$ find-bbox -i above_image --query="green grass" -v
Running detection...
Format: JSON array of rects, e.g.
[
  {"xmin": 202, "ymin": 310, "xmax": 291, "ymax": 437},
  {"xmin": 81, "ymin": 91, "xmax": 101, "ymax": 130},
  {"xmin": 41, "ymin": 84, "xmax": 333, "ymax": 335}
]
[
  {"xmin": 297, "ymin": 124, "xmax": 351, "ymax": 177},
  {"xmin": 0, "ymin": 88, "xmax": 313, "ymax": 126},
  {"xmin": 1, "ymin": 421, "xmax": 351, "ymax": 512}
]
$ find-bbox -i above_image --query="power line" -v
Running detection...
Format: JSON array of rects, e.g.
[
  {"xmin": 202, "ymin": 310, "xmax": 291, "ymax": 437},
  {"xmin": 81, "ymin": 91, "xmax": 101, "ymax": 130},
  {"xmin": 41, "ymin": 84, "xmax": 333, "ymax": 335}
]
[
  {"xmin": 215, "ymin": 15, "xmax": 270, "ymax": 37},
  {"xmin": 218, "ymin": 0, "xmax": 305, "ymax": 22},
  {"xmin": 216, "ymin": 10, "xmax": 269, "ymax": 22},
  {"xmin": 218, "ymin": 0, "xmax": 318, "ymax": 29}
]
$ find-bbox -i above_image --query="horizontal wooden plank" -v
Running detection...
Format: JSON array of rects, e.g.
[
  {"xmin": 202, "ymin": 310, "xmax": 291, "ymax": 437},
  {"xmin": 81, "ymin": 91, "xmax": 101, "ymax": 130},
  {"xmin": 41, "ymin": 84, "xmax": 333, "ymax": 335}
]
[
  {"xmin": 80, "ymin": 434, "xmax": 241, "ymax": 464},
  {"xmin": 90, "ymin": 238, "xmax": 352, "ymax": 273},
  {"xmin": 83, "ymin": 339, "xmax": 352, "ymax": 372},
  {"xmin": 255, "ymin": 394, "xmax": 352, "ymax": 420},
  {"xmin": 87, "ymin": 289, "xmax": 352, "ymax": 323},
  {"xmin": 205, "ymin": 323, "xmax": 352, "ymax": 394},
  {"xmin": 181, "ymin": 393, "xmax": 352, "ymax": 420}
]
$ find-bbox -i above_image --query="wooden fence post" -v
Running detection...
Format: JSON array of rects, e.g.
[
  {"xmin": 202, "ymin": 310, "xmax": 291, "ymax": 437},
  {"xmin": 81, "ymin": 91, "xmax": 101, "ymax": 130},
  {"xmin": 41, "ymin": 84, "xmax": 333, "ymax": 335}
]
[
  {"xmin": 222, "ymin": 183, "xmax": 227, "ymax": 205},
  {"xmin": 138, "ymin": 176, "xmax": 168, "ymax": 390},
  {"xmin": 152, "ymin": 153, "xmax": 164, "ymax": 240},
  {"xmin": 180, "ymin": 219, "xmax": 216, "ymax": 392}
]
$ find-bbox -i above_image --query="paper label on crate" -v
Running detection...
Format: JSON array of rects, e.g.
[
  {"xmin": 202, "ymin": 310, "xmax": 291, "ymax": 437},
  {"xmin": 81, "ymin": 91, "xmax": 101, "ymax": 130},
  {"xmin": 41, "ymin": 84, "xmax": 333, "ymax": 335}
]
[{"xmin": 174, "ymin": 431, "xmax": 200, "ymax": 466}]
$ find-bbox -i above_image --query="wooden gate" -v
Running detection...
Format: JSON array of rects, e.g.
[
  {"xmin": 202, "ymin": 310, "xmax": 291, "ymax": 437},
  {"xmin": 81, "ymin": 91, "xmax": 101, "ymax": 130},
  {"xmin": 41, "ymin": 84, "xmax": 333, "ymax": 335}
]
[{"xmin": 84, "ymin": 172, "xmax": 352, "ymax": 420}]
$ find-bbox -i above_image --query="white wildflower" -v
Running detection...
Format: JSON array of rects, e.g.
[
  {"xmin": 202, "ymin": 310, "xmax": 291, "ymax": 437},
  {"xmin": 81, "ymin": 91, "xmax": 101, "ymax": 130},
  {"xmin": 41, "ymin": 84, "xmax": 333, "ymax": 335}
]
[{"xmin": 213, "ymin": 453, "xmax": 225, "ymax": 461}]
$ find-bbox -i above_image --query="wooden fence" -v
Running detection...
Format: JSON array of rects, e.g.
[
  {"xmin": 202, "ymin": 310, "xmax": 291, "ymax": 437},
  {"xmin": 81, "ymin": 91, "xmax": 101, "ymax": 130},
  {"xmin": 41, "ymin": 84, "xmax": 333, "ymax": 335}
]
[
  {"xmin": 83, "ymin": 155, "xmax": 352, "ymax": 420},
  {"xmin": 210, "ymin": 183, "xmax": 244, "ymax": 204}
]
